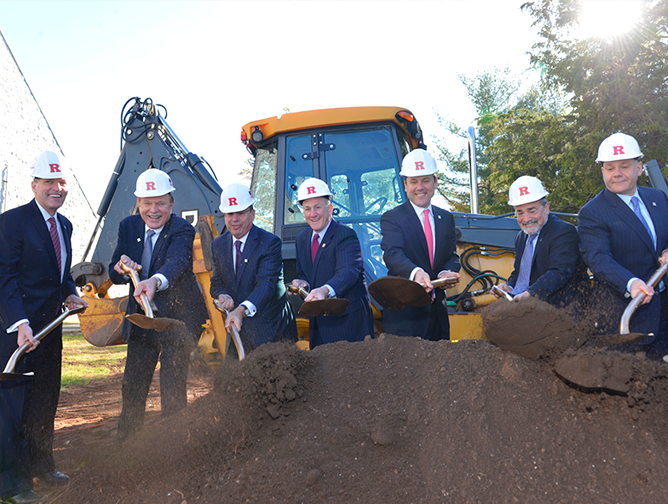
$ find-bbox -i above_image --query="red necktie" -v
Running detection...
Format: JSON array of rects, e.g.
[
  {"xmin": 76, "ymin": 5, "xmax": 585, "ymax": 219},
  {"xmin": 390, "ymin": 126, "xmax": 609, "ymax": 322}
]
[
  {"xmin": 423, "ymin": 209, "xmax": 434, "ymax": 269},
  {"xmin": 48, "ymin": 217, "xmax": 62, "ymax": 278},
  {"xmin": 235, "ymin": 240, "xmax": 242, "ymax": 277},
  {"xmin": 311, "ymin": 233, "xmax": 320, "ymax": 263}
]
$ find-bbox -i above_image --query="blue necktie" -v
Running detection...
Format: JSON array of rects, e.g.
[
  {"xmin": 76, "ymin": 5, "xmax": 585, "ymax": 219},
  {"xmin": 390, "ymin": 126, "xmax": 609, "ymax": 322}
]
[
  {"xmin": 140, "ymin": 229, "xmax": 156, "ymax": 279},
  {"xmin": 512, "ymin": 234, "xmax": 537, "ymax": 295},
  {"xmin": 631, "ymin": 196, "xmax": 655, "ymax": 249}
]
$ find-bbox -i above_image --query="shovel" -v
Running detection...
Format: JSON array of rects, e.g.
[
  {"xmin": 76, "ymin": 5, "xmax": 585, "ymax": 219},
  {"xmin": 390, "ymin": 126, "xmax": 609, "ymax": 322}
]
[
  {"xmin": 286, "ymin": 284, "xmax": 350, "ymax": 317},
  {"xmin": 608, "ymin": 262, "xmax": 668, "ymax": 345},
  {"xmin": 117, "ymin": 261, "xmax": 186, "ymax": 332},
  {"xmin": 212, "ymin": 299, "xmax": 246, "ymax": 361},
  {"xmin": 368, "ymin": 275, "xmax": 458, "ymax": 310},
  {"xmin": 1, "ymin": 305, "xmax": 87, "ymax": 381}
]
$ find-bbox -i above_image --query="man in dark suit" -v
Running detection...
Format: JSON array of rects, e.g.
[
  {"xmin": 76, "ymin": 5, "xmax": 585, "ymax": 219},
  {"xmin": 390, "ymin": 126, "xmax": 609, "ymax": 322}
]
[
  {"xmin": 0, "ymin": 151, "xmax": 87, "ymax": 503},
  {"xmin": 494, "ymin": 176, "xmax": 589, "ymax": 311},
  {"xmin": 290, "ymin": 178, "xmax": 373, "ymax": 348},
  {"xmin": 210, "ymin": 184, "xmax": 296, "ymax": 354},
  {"xmin": 578, "ymin": 133, "xmax": 668, "ymax": 346},
  {"xmin": 380, "ymin": 150, "xmax": 461, "ymax": 341},
  {"xmin": 109, "ymin": 169, "xmax": 208, "ymax": 441}
]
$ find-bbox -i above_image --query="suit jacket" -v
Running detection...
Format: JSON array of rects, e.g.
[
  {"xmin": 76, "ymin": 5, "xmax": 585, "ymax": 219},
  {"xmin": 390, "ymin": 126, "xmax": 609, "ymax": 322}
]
[
  {"xmin": 0, "ymin": 199, "xmax": 77, "ymax": 359},
  {"xmin": 507, "ymin": 214, "xmax": 590, "ymax": 310},
  {"xmin": 578, "ymin": 186, "xmax": 668, "ymax": 334},
  {"xmin": 209, "ymin": 224, "xmax": 296, "ymax": 349},
  {"xmin": 380, "ymin": 201, "xmax": 460, "ymax": 339},
  {"xmin": 295, "ymin": 219, "xmax": 374, "ymax": 346},
  {"xmin": 109, "ymin": 214, "xmax": 208, "ymax": 342}
]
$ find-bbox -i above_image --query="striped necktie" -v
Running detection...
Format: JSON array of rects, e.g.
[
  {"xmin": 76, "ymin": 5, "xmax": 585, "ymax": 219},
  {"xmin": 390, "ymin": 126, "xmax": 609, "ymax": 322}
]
[{"xmin": 48, "ymin": 217, "xmax": 62, "ymax": 278}]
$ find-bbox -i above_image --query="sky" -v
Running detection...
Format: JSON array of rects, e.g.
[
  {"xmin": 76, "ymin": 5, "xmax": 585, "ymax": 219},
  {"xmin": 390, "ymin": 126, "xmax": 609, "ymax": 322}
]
[{"xmin": 0, "ymin": 0, "xmax": 541, "ymax": 206}]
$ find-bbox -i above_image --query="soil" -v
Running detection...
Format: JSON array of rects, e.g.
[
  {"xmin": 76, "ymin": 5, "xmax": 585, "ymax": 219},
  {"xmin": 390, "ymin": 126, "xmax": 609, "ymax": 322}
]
[{"xmin": 43, "ymin": 310, "xmax": 668, "ymax": 504}]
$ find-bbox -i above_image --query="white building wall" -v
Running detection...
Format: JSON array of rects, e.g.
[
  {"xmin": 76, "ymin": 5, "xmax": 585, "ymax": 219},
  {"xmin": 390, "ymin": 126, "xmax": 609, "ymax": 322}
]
[{"xmin": 0, "ymin": 29, "xmax": 96, "ymax": 264}]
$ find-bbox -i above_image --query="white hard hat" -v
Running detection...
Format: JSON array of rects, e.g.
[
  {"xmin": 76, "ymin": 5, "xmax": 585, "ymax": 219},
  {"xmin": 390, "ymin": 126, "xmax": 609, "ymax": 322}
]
[
  {"xmin": 596, "ymin": 132, "xmax": 643, "ymax": 163},
  {"xmin": 297, "ymin": 178, "xmax": 332, "ymax": 204},
  {"xmin": 134, "ymin": 169, "xmax": 175, "ymax": 198},
  {"xmin": 508, "ymin": 176, "xmax": 549, "ymax": 206},
  {"xmin": 219, "ymin": 183, "xmax": 256, "ymax": 213},
  {"xmin": 30, "ymin": 151, "xmax": 69, "ymax": 179},
  {"xmin": 399, "ymin": 149, "xmax": 438, "ymax": 177}
]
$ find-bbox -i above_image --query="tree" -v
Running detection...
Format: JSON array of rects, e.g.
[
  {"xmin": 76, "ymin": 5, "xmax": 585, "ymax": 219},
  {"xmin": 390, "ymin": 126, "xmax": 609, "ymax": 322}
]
[
  {"xmin": 434, "ymin": 68, "xmax": 568, "ymax": 214},
  {"xmin": 521, "ymin": 0, "xmax": 668, "ymax": 179}
]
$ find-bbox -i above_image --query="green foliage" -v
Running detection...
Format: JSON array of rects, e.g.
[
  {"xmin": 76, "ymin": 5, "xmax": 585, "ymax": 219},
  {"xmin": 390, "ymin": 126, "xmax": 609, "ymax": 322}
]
[
  {"xmin": 436, "ymin": 0, "xmax": 668, "ymax": 214},
  {"xmin": 521, "ymin": 0, "xmax": 668, "ymax": 178}
]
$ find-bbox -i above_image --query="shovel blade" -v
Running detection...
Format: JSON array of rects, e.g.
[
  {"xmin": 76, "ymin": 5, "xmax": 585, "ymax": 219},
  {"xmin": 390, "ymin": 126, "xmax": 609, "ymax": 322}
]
[
  {"xmin": 298, "ymin": 298, "xmax": 350, "ymax": 317},
  {"xmin": 368, "ymin": 277, "xmax": 431, "ymax": 310},
  {"xmin": 0, "ymin": 371, "xmax": 34, "ymax": 381},
  {"xmin": 125, "ymin": 313, "xmax": 185, "ymax": 332}
]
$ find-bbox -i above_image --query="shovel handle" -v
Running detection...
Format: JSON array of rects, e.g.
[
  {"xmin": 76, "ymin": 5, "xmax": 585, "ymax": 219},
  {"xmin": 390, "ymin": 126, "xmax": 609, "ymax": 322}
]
[
  {"xmin": 419, "ymin": 276, "xmax": 458, "ymax": 290},
  {"xmin": 117, "ymin": 261, "xmax": 154, "ymax": 319},
  {"xmin": 2, "ymin": 305, "xmax": 87, "ymax": 375},
  {"xmin": 212, "ymin": 300, "xmax": 245, "ymax": 361},
  {"xmin": 287, "ymin": 284, "xmax": 310, "ymax": 299},
  {"xmin": 620, "ymin": 262, "xmax": 668, "ymax": 334}
]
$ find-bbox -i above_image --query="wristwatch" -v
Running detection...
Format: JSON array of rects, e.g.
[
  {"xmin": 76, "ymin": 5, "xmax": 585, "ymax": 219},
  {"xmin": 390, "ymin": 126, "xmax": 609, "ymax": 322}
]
[{"xmin": 153, "ymin": 276, "xmax": 162, "ymax": 291}]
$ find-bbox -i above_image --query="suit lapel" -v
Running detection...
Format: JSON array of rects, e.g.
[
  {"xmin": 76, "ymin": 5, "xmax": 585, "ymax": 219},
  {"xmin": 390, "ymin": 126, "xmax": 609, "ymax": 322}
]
[
  {"xmin": 639, "ymin": 187, "xmax": 665, "ymax": 254},
  {"xmin": 313, "ymin": 220, "xmax": 336, "ymax": 274},
  {"xmin": 150, "ymin": 215, "xmax": 173, "ymax": 271},
  {"xmin": 28, "ymin": 200, "xmax": 60, "ymax": 274},
  {"xmin": 604, "ymin": 190, "xmax": 654, "ymax": 253},
  {"xmin": 236, "ymin": 226, "xmax": 257, "ymax": 287},
  {"xmin": 403, "ymin": 202, "xmax": 430, "ymax": 267}
]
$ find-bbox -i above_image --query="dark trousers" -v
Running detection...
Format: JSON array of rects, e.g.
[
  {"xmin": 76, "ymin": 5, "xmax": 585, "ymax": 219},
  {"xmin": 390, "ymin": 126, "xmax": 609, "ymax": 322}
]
[
  {"xmin": 21, "ymin": 338, "xmax": 62, "ymax": 475},
  {"xmin": 117, "ymin": 327, "xmax": 190, "ymax": 441},
  {"xmin": 0, "ymin": 377, "xmax": 31, "ymax": 498}
]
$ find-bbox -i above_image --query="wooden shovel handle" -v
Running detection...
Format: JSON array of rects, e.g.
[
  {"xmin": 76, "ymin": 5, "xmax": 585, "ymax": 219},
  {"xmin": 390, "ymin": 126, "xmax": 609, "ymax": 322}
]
[
  {"xmin": 117, "ymin": 261, "xmax": 154, "ymax": 318},
  {"xmin": 419, "ymin": 276, "xmax": 459, "ymax": 290},
  {"xmin": 287, "ymin": 284, "xmax": 310, "ymax": 299}
]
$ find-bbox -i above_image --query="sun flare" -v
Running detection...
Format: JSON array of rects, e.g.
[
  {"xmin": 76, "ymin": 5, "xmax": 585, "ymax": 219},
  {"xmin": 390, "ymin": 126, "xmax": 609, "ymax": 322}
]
[{"xmin": 575, "ymin": 0, "xmax": 643, "ymax": 39}]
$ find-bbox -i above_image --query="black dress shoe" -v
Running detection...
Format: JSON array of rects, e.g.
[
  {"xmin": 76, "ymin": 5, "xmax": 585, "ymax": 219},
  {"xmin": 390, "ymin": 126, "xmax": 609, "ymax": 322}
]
[
  {"xmin": 0, "ymin": 489, "xmax": 47, "ymax": 504},
  {"xmin": 35, "ymin": 470, "xmax": 69, "ymax": 486}
]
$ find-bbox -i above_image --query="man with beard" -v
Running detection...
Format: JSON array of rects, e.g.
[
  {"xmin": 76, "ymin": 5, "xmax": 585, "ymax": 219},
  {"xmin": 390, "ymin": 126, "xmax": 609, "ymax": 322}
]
[{"xmin": 494, "ymin": 176, "xmax": 589, "ymax": 309}]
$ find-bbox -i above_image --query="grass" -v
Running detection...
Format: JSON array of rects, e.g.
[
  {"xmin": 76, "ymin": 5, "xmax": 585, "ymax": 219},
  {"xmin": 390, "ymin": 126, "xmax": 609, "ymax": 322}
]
[{"xmin": 61, "ymin": 332, "xmax": 127, "ymax": 389}]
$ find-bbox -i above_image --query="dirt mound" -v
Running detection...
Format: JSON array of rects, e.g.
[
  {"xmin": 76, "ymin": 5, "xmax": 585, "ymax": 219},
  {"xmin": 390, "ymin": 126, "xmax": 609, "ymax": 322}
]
[
  {"xmin": 481, "ymin": 297, "xmax": 587, "ymax": 360},
  {"xmin": 50, "ymin": 335, "xmax": 668, "ymax": 504}
]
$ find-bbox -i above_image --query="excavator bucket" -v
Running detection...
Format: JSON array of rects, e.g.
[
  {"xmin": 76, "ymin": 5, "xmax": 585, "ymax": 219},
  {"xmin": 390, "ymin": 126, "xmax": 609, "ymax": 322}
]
[{"xmin": 79, "ymin": 286, "xmax": 128, "ymax": 347}]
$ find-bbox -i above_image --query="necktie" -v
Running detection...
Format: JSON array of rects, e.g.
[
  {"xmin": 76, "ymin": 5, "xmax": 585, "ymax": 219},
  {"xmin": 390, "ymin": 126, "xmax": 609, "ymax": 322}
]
[
  {"xmin": 512, "ymin": 234, "xmax": 537, "ymax": 295},
  {"xmin": 47, "ymin": 217, "xmax": 62, "ymax": 278},
  {"xmin": 631, "ymin": 196, "xmax": 655, "ymax": 249},
  {"xmin": 311, "ymin": 233, "xmax": 320, "ymax": 263},
  {"xmin": 423, "ymin": 209, "xmax": 434, "ymax": 269},
  {"xmin": 140, "ymin": 229, "xmax": 156, "ymax": 279},
  {"xmin": 235, "ymin": 239, "xmax": 243, "ymax": 277}
]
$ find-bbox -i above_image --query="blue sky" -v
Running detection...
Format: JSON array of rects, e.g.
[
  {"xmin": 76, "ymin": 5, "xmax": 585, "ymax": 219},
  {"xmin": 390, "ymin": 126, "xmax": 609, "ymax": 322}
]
[{"xmin": 0, "ymin": 1, "xmax": 538, "ymax": 204}]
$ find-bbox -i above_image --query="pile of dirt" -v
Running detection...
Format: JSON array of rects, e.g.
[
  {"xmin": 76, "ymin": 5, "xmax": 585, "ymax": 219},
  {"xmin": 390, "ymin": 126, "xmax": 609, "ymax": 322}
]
[{"xmin": 49, "ymin": 331, "xmax": 668, "ymax": 504}]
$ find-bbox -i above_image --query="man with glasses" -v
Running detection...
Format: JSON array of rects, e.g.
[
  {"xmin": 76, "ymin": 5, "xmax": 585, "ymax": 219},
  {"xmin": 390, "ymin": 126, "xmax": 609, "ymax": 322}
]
[
  {"xmin": 210, "ymin": 183, "xmax": 296, "ymax": 356},
  {"xmin": 494, "ymin": 176, "xmax": 589, "ymax": 310}
]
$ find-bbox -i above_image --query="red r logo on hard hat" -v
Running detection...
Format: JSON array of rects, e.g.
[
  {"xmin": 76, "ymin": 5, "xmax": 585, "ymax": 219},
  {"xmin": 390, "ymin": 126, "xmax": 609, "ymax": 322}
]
[
  {"xmin": 519, "ymin": 187, "xmax": 529, "ymax": 196},
  {"xmin": 613, "ymin": 146, "xmax": 625, "ymax": 155},
  {"xmin": 415, "ymin": 161, "xmax": 425, "ymax": 170},
  {"xmin": 228, "ymin": 197, "xmax": 237, "ymax": 206},
  {"xmin": 49, "ymin": 163, "xmax": 60, "ymax": 173},
  {"xmin": 307, "ymin": 186, "xmax": 316, "ymax": 194},
  {"xmin": 146, "ymin": 182, "xmax": 156, "ymax": 191}
]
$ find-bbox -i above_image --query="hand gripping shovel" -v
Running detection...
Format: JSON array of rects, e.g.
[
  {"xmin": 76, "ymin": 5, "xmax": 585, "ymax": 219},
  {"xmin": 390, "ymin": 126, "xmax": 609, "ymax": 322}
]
[
  {"xmin": 1, "ymin": 305, "xmax": 87, "ymax": 381},
  {"xmin": 117, "ymin": 261, "xmax": 185, "ymax": 332},
  {"xmin": 609, "ymin": 262, "xmax": 668, "ymax": 345},
  {"xmin": 367, "ymin": 275, "xmax": 458, "ymax": 310},
  {"xmin": 286, "ymin": 284, "xmax": 349, "ymax": 317},
  {"xmin": 212, "ymin": 300, "xmax": 245, "ymax": 361}
]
